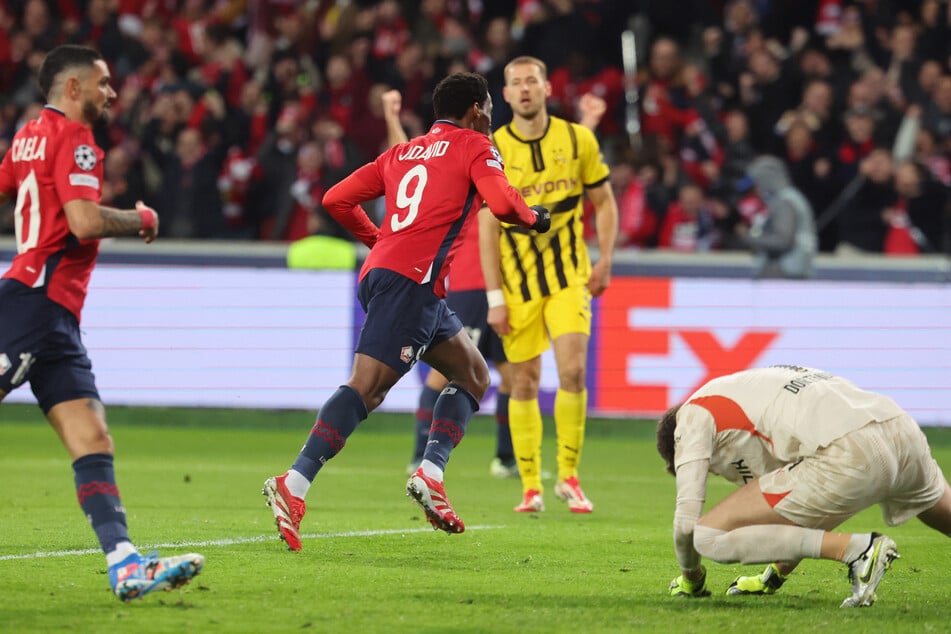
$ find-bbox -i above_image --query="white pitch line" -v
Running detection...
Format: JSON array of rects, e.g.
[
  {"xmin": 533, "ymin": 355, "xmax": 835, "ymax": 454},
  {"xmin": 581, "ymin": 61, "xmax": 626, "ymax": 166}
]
[{"xmin": 0, "ymin": 525, "xmax": 506, "ymax": 562}]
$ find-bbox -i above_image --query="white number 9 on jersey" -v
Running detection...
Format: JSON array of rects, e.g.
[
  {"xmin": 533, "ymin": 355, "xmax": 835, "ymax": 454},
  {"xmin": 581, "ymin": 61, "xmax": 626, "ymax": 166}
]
[{"xmin": 391, "ymin": 164, "xmax": 428, "ymax": 232}]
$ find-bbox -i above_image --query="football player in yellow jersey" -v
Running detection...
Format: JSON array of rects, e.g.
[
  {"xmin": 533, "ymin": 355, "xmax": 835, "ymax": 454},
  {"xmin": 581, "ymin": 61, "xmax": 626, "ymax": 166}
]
[{"xmin": 479, "ymin": 55, "xmax": 618, "ymax": 514}]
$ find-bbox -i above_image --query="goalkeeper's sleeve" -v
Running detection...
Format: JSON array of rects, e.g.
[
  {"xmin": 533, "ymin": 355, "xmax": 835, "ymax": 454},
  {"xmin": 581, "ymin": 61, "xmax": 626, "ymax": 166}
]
[{"xmin": 673, "ymin": 459, "xmax": 708, "ymax": 573}]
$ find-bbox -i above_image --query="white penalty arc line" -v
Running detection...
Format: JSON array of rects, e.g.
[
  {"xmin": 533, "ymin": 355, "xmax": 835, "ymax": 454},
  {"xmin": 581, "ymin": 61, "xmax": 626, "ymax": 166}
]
[{"xmin": 0, "ymin": 524, "xmax": 507, "ymax": 562}]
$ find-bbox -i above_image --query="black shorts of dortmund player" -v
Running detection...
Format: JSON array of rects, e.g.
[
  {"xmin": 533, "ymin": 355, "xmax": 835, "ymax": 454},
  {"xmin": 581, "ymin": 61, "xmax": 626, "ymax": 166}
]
[{"xmin": 446, "ymin": 288, "xmax": 506, "ymax": 366}]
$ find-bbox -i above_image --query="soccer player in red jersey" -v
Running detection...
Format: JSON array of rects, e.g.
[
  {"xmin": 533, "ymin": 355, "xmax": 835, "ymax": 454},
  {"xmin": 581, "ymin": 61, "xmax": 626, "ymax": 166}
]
[
  {"xmin": 380, "ymin": 88, "xmax": 518, "ymax": 479},
  {"xmin": 263, "ymin": 73, "xmax": 550, "ymax": 546},
  {"xmin": 0, "ymin": 45, "xmax": 203, "ymax": 602}
]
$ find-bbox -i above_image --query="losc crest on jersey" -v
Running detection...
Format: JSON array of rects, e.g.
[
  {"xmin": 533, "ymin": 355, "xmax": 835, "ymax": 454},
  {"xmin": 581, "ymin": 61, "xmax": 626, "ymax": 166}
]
[{"xmin": 74, "ymin": 144, "xmax": 97, "ymax": 171}]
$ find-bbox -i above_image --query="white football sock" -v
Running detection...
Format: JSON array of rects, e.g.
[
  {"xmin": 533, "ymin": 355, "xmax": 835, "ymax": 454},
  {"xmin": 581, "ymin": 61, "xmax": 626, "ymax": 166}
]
[
  {"xmin": 842, "ymin": 533, "xmax": 874, "ymax": 563},
  {"xmin": 694, "ymin": 524, "xmax": 824, "ymax": 565},
  {"xmin": 284, "ymin": 469, "xmax": 311, "ymax": 499},
  {"xmin": 420, "ymin": 459, "xmax": 444, "ymax": 482},
  {"xmin": 106, "ymin": 540, "xmax": 138, "ymax": 566}
]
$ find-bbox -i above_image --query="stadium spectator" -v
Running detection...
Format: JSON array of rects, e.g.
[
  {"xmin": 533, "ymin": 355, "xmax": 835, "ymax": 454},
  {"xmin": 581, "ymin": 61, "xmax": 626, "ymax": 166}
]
[
  {"xmin": 154, "ymin": 117, "xmax": 228, "ymax": 239},
  {"xmin": 481, "ymin": 55, "xmax": 618, "ymax": 515},
  {"xmin": 262, "ymin": 72, "xmax": 551, "ymax": 548},
  {"xmin": 701, "ymin": 0, "xmax": 761, "ymax": 108},
  {"xmin": 917, "ymin": 0, "xmax": 951, "ymax": 64},
  {"xmin": 908, "ymin": 59, "xmax": 943, "ymax": 109},
  {"xmin": 657, "ymin": 365, "xmax": 951, "ymax": 607},
  {"xmin": 101, "ymin": 143, "xmax": 147, "ymax": 210},
  {"xmin": 285, "ymin": 140, "xmax": 349, "ymax": 242},
  {"xmin": 919, "ymin": 75, "xmax": 951, "ymax": 153},
  {"xmin": 318, "ymin": 52, "xmax": 369, "ymax": 136},
  {"xmin": 518, "ymin": 0, "xmax": 596, "ymax": 72},
  {"xmin": 912, "ymin": 124, "xmax": 951, "ymax": 187},
  {"xmin": 713, "ymin": 109, "xmax": 756, "ymax": 203},
  {"xmin": 740, "ymin": 47, "xmax": 799, "ymax": 155},
  {"xmin": 471, "ymin": 15, "xmax": 518, "ymax": 126},
  {"xmin": 251, "ymin": 101, "xmax": 307, "ymax": 240},
  {"xmin": 740, "ymin": 155, "xmax": 817, "ymax": 278},
  {"xmin": 548, "ymin": 49, "xmax": 624, "ymax": 136},
  {"xmin": 884, "ymin": 160, "xmax": 949, "ymax": 255},
  {"xmin": 835, "ymin": 147, "xmax": 896, "ymax": 254},
  {"xmin": 640, "ymin": 37, "xmax": 699, "ymax": 151},
  {"xmin": 773, "ymin": 78, "xmax": 836, "ymax": 155},
  {"xmin": 0, "ymin": 44, "xmax": 203, "ymax": 602},
  {"xmin": 349, "ymin": 82, "xmax": 393, "ymax": 161},
  {"xmin": 610, "ymin": 161, "xmax": 658, "ymax": 249},
  {"xmin": 781, "ymin": 116, "xmax": 837, "ymax": 251},
  {"xmin": 834, "ymin": 105, "xmax": 878, "ymax": 186},
  {"xmin": 876, "ymin": 23, "xmax": 919, "ymax": 113},
  {"xmin": 657, "ymin": 183, "xmax": 720, "ymax": 252},
  {"xmin": 310, "ymin": 112, "xmax": 367, "ymax": 187}
]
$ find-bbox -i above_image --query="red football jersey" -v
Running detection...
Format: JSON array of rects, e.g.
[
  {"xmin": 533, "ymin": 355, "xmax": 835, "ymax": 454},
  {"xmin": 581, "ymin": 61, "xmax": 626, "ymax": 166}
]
[
  {"xmin": 0, "ymin": 107, "xmax": 104, "ymax": 321},
  {"xmin": 445, "ymin": 221, "xmax": 485, "ymax": 292},
  {"xmin": 332, "ymin": 121, "xmax": 513, "ymax": 297}
]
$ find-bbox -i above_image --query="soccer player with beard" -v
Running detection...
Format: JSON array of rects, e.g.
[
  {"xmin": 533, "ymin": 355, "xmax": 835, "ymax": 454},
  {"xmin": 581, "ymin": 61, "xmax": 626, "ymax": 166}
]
[
  {"xmin": 657, "ymin": 365, "xmax": 951, "ymax": 607},
  {"xmin": 0, "ymin": 45, "xmax": 204, "ymax": 601},
  {"xmin": 480, "ymin": 56, "xmax": 618, "ymax": 514},
  {"xmin": 263, "ymin": 73, "xmax": 551, "ymax": 546}
]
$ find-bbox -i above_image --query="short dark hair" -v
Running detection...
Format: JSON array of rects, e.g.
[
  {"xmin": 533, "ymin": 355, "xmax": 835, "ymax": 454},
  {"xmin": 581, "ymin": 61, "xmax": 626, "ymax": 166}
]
[
  {"xmin": 432, "ymin": 72, "xmax": 488, "ymax": 120},
  {"xmin": 656, "ymin": 404, "xmax": 682, "ymax": 476},
  {"xmin": 38, "ymin": 45, "xmax": 103, "ymax": 99}
]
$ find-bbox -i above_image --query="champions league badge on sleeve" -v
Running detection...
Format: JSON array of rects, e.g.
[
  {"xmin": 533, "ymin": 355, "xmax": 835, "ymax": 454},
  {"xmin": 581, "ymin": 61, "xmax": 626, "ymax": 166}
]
[{"xmin": 74, "ymin": 144, "xmax": 97, "ymax": 171}]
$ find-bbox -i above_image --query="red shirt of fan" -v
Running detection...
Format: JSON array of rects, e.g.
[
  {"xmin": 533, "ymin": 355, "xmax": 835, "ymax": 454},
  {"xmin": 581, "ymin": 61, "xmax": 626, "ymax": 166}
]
[{"xmin": 0, "ymin": 106, "xmax": 105, "ymax": 321}]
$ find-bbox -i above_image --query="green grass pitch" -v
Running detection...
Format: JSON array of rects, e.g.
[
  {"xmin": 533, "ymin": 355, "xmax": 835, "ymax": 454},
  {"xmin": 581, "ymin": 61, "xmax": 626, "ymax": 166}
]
[{"xmin": 1, "ymin": 403, "xmax": 950, "ymax": 633}]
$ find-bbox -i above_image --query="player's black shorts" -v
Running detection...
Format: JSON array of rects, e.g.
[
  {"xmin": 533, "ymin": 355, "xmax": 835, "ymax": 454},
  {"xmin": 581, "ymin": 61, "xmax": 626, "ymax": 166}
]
[
  {"xmin": 446, "ymin": 289, "xmax": 506, "ymax": 365},
  {"xmin": 0, "ymin": 279, "xmax": 99, "ymax": 412},
  {"xmin": 356, "ymin": 269, "xmax": 463, "ymax": 375}
]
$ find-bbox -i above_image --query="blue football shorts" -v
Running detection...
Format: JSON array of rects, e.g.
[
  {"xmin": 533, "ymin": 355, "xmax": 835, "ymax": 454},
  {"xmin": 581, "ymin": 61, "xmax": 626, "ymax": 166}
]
[
  {"xmin": 0, "ymin": 279, "xmax": 99, "ymax": 413},
  {"xmin": 356, "ymin": 269, "xmax": 464, "ymax": 375}
]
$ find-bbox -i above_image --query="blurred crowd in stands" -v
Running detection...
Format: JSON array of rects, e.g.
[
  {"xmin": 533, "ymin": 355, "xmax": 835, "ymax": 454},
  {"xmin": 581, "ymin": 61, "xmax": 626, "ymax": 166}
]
[{"xmin": 0, "ymin": 0, "xmax": 950, "ymax": 256}]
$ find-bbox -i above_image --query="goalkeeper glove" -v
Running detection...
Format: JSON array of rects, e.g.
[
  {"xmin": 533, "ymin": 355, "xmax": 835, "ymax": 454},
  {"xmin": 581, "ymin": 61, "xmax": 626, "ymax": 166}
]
[
  {"xmin": 529, "ymin": 205, "xmax": 551, "ymax": 233},
  {"xmin": 669, "ymin": 566, "xmax": 711, "ymax": 598}
]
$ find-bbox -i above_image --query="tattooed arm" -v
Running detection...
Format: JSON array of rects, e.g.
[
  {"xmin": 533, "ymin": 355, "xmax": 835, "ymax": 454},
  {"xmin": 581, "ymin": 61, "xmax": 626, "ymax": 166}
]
[{"xmin": 63, "ymin": 198, "xmax": 159, "ymax": 243}]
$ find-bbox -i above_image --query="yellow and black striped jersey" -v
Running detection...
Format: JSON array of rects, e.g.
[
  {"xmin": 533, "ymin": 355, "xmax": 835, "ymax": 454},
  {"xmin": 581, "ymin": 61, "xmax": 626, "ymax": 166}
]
[{"xmin": 491, "ymin": 115, "xmax": 609, "ymax": 303}]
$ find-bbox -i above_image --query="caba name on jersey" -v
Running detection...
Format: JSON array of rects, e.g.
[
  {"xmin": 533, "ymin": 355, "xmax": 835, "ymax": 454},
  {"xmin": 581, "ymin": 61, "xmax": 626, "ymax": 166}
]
[
  {"xmin": 398, "ymin": 140, "xmax": 449, "ymax": 161},
  {"xmin": 10, "ymin": 136, "xmax": 47, "ymax": 162}
]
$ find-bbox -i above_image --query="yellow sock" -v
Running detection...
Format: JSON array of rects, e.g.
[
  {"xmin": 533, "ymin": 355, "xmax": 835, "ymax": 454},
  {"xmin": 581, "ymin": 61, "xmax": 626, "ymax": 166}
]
[
  {"xmin": 554, "ymin": 388, "xmax": 587, "ymax": 481},
  {"xmin": 508, "ymin": 397, "xmax": 543, "ymax": 492}
]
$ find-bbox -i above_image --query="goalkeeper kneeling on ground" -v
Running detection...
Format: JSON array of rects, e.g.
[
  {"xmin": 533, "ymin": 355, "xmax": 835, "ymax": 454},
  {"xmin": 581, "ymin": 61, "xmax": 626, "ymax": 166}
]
[{"xmin": 656, "ymin": 366, "xmax": 951, "ymax": 608}]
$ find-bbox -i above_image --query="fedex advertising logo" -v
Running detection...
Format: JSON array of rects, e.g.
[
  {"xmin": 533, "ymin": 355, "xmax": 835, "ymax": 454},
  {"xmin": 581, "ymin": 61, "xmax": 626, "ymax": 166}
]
[
  {"xmin": 596, "ymin": 278, "xmax": 778, "ymax": 414},
  {"xmin": 593, "ymin": 275, "xmax": 951, "ymax": 425}
]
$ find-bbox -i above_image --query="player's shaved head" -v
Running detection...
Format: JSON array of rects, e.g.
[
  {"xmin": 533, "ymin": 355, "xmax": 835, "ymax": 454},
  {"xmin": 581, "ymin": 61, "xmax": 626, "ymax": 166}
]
[
  {"xmin": 657, "ymin": 404, "xmax": 682, "ymax": 476},
  {"xmin": 38, "ymin": 45, "xmax": 103, "ymax": 100},
  {"xmin": 433, "ymin": 72, "xmax": 489, "ymax": 120}
]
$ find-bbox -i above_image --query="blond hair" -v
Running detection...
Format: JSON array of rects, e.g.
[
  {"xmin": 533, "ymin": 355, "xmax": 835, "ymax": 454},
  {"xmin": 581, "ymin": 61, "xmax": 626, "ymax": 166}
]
[{"xmin": 503, "ymin": 55, "xmax": 548, "ymax": 81}]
